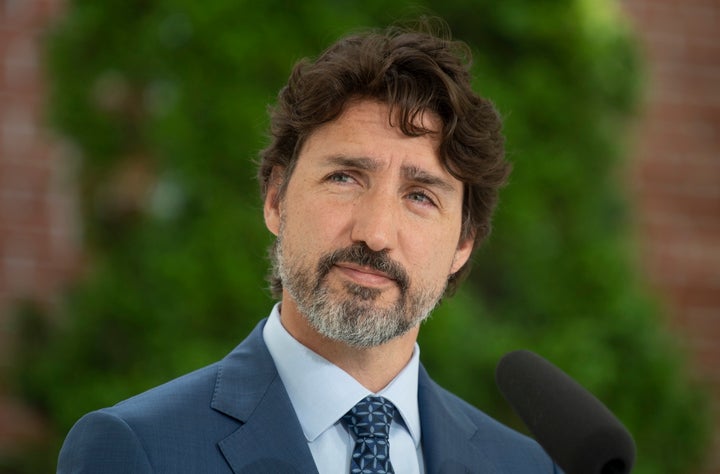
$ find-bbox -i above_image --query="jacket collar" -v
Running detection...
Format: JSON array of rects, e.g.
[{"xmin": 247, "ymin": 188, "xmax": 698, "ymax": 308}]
[{"xmin": 211, "ymin": 319, "xmax": 319, "ymax": 474}]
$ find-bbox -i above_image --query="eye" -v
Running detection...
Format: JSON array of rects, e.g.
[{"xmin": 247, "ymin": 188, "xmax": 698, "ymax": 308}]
[
  {"xmin": 407, "ymin": 190, "xmax": 437, "ymax": 207},
  {"xmin": 326, "ymin": 172, "xmax": 356, "ymax": 184}
]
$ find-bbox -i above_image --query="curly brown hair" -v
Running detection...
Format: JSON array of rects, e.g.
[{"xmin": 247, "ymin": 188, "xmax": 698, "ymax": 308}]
[{"xmin": 258, "ymin": 20, "xmax": 510, "ymax": 297}]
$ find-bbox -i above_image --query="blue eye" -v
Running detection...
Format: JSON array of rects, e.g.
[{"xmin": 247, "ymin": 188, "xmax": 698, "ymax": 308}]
[
  {"xmin": 408, "ymin": 191, "xmax": 436, "ymax": 207},
  {"xmin": 327, "ymin": 172, "xmax": 354, "ymax": 183}
]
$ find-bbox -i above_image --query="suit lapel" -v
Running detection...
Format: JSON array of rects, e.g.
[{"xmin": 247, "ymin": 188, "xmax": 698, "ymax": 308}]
[
  {"xmin": 418, "ymin": 365, "xmax": 500, "ymax": 474},
  {"xmin": 207, "ymin": 321, "xmax": 510, "ymax": 473},
  {"xmin": 211, "ymin": 320, "xmax": 319, "ymax": 474}
]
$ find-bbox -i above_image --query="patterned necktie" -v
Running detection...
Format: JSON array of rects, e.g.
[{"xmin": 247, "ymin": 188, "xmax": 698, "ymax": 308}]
[{"xmin": 342, "ymin": 396, "xmax": 396, "ymax": 474}]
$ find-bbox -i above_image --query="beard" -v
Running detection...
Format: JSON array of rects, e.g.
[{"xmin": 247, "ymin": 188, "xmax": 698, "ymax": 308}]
[{"xmin": 274, "ymin": 236, "xmax": 445, "ymax": 348}]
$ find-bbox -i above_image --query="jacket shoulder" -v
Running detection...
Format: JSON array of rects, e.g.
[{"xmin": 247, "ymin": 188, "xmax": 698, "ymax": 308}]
[
  {"xmin": 58, "ymin": 410, "xmax": 153, "ymax": 474},
  {"xmin": 58, "ymin": 361, "xmax": 240, "ymax": 473}
]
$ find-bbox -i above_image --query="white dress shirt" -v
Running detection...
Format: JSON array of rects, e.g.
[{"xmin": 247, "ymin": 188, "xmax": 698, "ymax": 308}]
[{"xmin": 263, "ymin": 303, "xmax": 425, "ymax": 474}]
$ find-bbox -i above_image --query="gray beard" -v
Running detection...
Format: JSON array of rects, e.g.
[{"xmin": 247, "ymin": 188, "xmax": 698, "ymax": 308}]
[{"xmin": 275, "ymin": 239, "xmax": 444, "ymax": 347}]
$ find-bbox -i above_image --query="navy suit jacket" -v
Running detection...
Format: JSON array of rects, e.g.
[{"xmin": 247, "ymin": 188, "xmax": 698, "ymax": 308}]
[{"xmin": 58, "ymin": 319, "xmax": 560, "ymax": 473}]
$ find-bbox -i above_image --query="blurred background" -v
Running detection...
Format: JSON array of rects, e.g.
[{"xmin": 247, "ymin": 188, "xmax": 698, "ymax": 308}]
[{"xmin": 0, "ymin": 0, "xmax": 718, "ymax": 472}]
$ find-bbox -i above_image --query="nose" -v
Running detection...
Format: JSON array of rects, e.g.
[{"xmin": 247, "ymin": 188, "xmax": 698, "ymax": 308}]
[{"xmin": 350, "ymin": 189, "xmax": 399, "ymax": 252}]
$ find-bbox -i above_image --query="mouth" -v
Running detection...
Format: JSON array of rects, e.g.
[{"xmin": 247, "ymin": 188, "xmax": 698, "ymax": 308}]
[
  {"xmin": 333, "ymin": 262, "xmax": 397, "ymax": 288},
  {"xmin": 316, "ymin": 244, "xmax": 410, "ymax": 293}
]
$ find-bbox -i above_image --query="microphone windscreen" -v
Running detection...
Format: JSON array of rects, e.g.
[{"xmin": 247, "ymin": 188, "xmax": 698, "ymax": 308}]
[{"xmin": 496, "ymin": 350, "xmax": 635, "ymax": 474}]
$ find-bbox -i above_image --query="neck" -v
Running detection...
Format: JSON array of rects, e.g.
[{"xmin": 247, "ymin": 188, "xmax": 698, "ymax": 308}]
[{"xmin": 279, "ymin": 297, "xmax": 419, "ymax": 393}]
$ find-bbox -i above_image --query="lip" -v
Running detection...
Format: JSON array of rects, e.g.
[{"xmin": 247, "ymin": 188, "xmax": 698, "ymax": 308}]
[{"xmin": 333, "ymin": 263, "xmax": 396, "ymax": 287}]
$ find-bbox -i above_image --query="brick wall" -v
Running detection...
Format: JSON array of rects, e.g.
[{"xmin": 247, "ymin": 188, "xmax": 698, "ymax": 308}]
[
  {"xmin": 0, "ymin": 0, "xmax": 74, "ymax": 454},
  {"xmin": 0, "ymin": 0, "xmax": 719, "ymax": 469},
  {"xmin": 621, "ymin": 0, "xmax": 720, "ymax": 471}
]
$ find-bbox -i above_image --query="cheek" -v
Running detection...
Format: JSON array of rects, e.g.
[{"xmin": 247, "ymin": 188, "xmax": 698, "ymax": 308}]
[
  {"xmin": 282, "ymin": 194, "xmax": 350, "ymax": 252},
  {"xmin": 405, "ymin": 233, "xmax": 461, "ymax": 283}
]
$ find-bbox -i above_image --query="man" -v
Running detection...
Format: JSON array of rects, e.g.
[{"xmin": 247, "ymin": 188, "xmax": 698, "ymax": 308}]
[{"xmin": 58, "ymin": 22, "xmax": 560, "ymax": 473}]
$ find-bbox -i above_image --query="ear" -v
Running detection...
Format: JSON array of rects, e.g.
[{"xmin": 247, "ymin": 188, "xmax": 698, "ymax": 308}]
[
  {"xmin": 263, "ymin": 167, "xmax": 284, "ymax": 237},
  {"xmin": 449, "ymin": 233, "xmax": 474, "ymax": 275}
]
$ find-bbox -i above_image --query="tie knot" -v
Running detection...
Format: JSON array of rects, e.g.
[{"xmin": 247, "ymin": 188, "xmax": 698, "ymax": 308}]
[{"xmin": 342, "ymin": 396, "xmax": 396, "ymax": 440}]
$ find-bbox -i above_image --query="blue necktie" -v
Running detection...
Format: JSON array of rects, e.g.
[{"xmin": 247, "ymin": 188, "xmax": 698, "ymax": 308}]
[{"xmin": 342, "ymin": 396, "xmax": 396, "ymax": 474}]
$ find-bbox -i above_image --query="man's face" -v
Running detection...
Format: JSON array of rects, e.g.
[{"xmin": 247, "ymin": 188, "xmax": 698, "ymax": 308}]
[{"xmin": 264, "ymin": 99, "xmax": 473, "ymax": 347}]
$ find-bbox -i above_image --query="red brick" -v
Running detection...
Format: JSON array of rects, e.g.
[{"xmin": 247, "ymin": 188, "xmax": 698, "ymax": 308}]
[
  {"xmin": 1, "ymin": 1, "xmax": 74, "ymax": 456},
  {"xmin": 0, "ymin": 394, "xmax": 48, "ymax": 451},
  {"xmin": 623, "ymin": 0, "xmax": 720, "ymax": 469}
]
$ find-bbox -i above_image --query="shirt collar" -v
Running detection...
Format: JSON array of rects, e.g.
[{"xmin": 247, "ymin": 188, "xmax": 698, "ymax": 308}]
[{"xmin": 262, "ymin": 303, "xmax": 422, "ymax": 447}]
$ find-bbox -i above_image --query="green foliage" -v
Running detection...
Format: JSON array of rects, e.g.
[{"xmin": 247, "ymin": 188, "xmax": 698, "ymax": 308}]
[{"xmin": 9, "ymin": 0, "xmax": 711, "ymax": 472}]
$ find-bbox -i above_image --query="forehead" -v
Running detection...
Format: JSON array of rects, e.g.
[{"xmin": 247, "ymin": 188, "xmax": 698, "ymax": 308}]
[
  {"xmin": 307, "ymin": 99, "xmax": 440, "ymax": 146},
  {"xmin": 297, "ymin": 100, "xmax": 460, "ymax": 187}
]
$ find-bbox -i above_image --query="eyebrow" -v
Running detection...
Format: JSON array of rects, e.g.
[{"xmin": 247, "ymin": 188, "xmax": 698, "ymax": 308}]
[
  {"xmin": 322, "ymin": 155, "xmax": 457, "ymax": 195},
  {"xmin": 401, "ymin": 164, "xmax": 457, "ymax": 194},
  {"xmin": 323, "ymin": 155, "xmax": 380, "ymax": 172}
]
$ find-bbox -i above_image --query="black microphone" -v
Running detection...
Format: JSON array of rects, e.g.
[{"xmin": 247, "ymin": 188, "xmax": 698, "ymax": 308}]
[{"xmin": 495, "ymin": 350, "xmax": 636, "ymax": 474}]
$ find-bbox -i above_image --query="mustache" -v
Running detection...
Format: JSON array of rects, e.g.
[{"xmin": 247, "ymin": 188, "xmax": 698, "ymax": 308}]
[{"xmin": 318, "ymin": 244, "xmax": 410, "ymax": 292}]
